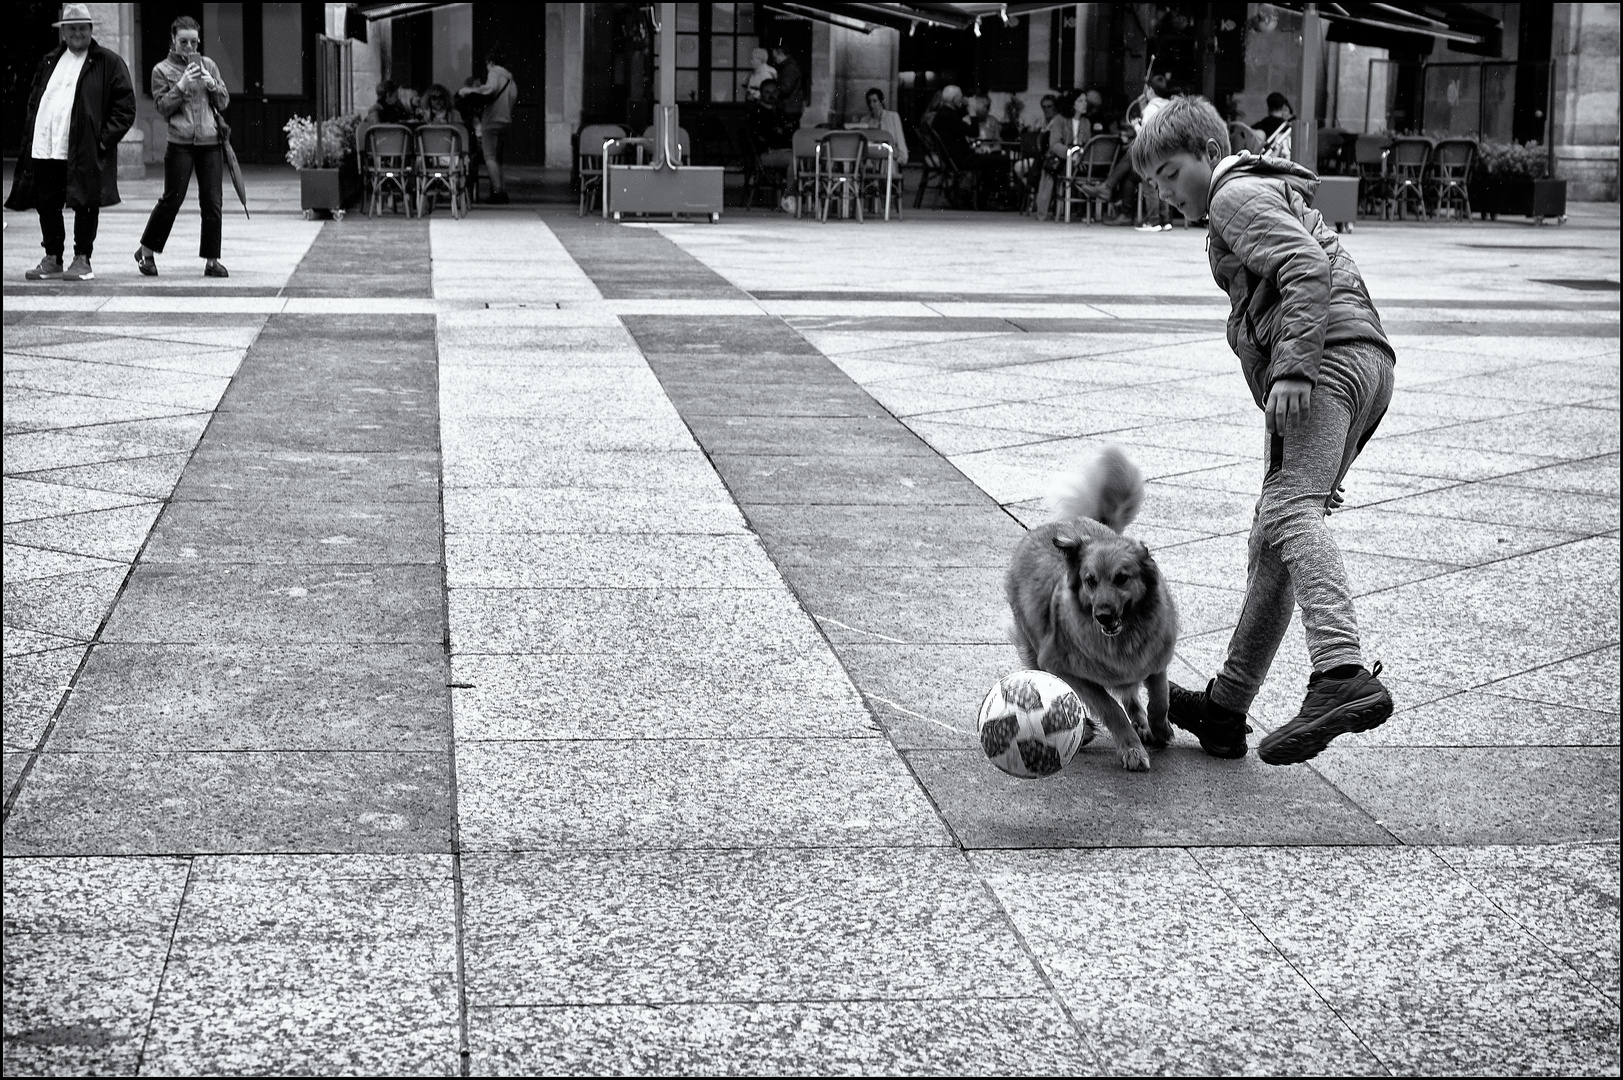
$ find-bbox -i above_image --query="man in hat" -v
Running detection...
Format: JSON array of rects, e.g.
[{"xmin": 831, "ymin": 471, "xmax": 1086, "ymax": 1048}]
[{"xmin": 5, "ymin": 3, "xmax": 136, "ymax": 281}]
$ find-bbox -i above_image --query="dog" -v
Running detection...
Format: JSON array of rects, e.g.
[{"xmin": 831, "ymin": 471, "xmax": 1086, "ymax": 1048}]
[{"xmin": 1004, "ymin": 445, "xmax": 1178, "ymax": 771}]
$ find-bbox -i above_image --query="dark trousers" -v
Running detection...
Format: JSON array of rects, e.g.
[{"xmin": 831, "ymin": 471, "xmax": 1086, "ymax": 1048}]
[
  {"xmin": 32, "ymin": 159, "xmax": 99, "ymax": 259},
  {"xmin": 141, "ymin": 142, "xmax": 223, "ymax": 259}
]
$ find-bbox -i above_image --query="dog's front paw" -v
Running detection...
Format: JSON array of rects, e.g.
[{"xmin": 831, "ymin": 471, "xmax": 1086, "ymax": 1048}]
[
  {"xmin": 1118, "ymin": 744, "xmax": 1151, "ymax": 771},
  {"xmin": 1146, "ymin": 712, "xmax": 1173, "ymax": 748},
  {"xmin": 1078, "ymin": 717, "xmax": 1099, "ymax": 746}
]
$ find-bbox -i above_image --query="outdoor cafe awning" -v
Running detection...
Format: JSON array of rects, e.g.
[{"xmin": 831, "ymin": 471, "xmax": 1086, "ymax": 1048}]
[{"xmin": 778, "ymin": 2, "xmax": 1502, "ymax": 54}]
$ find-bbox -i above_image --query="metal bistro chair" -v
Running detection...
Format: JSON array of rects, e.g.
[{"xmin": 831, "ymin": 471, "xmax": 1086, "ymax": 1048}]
[
  {"xmin": 1017, "ymin": 129, "xmax": 1043, "ymax": 215},
  {"xmin": 816, "ymin": 131, "xmax": 866, "ymax": 222},
  {"xmin": 577, "ymin": 123, "xmax": 628, "ymax": 216},
  {"xmin": 1062, "ymin": 135, "xmax": 1119, "ymax": 224},
  {"xmin": 640, "ymin": 124, "xmax": 692, "ymax": 165},
  {"xmin": 1386, "ymin": 136, "xmax": 1434, "ymax": 220},
  {"xmin": 1429, "ymin": 138, "xmax": 1478, "ymax": 221},
  {"xmin": 740, "ymin": 130, "xmax": 788, "ymax": 210},
  {"xmin": 1353, "ymin": 133, "xmax": 1392, "ymax": 218},
  {"xmin": 363, "ymin": 124, "xmax": 415, "ymax": 217},
  {"xmin": 912, "ymin": 123, "xmax": 971, "ymax": 209},
  {"xmin": 416, "ymin": 124, "xmax": 469, "ymax": 218},
  {"xmin": 789, "ymin": 128, "xmax": 822, "ymax": 218},
  {"xmin": 861, "ymin": 136, "xmax": 904, "ymax": 220}
]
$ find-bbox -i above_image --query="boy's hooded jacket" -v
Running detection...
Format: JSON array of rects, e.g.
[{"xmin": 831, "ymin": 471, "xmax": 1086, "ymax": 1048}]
[{"xmin": 1206, "ymin": 152, "xmax": 1391, "ymax": 408}]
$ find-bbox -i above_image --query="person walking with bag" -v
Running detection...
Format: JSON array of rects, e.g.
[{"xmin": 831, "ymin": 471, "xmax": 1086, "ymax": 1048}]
[
  {"xmin": 458, "ymin": 47, "xmax": 517, "ymax": 204},
  {"xmin": 136, "ymin": 15, "xmax": 229, "ymax": 278},
  {"xmin": 5, "ymin": 3, "xmax": 136, "ymax": 282}
]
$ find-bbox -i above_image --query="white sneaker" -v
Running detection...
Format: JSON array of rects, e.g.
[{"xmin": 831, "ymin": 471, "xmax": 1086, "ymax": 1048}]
[{"xmin": 1134, "ymin": 223, "xmax": 1162, "ymax": 233}]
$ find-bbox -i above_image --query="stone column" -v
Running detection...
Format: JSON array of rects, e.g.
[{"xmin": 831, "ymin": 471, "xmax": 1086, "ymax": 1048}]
[
  {"xmin": 544, "ymin": 2, "xmax": 585, "ymax": 167},
  {"xmin": 1551, "ymin": 3, "xmax": 1620, "ymax": 201},
  {"xmin": 86, "ymin": 3, "xmax": 147, "ymax": 177}
]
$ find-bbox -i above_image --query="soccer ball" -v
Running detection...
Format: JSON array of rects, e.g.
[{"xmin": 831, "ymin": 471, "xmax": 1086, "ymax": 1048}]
[{"xmin": 977, "ymin": 670, "xmax": 1091, "ymax": 779}]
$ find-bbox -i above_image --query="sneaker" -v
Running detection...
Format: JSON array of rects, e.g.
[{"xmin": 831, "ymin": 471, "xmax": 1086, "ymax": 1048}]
[
  {"xmin": 135, "ymin": 248, "xmax": 157, "ymax": 276},
  {"xmin": 1135, "ymin": 222, "xmax": 1162, "ymax": 232},
  {"xmin": 25, "ymin": 255, "xmax": 63, "ymax": 280},
  {"xmin": 204, "ymin": 260, "xmax": 229, "ymax": 278},
  {"xmin": 1167, "ymin": 679, "xmax": 1252, "ymax": 759},
  {"xmin": 61, "ymin": 255, "xmax": 94, "ymax": 281},
  {"xmin": 1258, "ymin": 662, "xmax": 1394, "ymax": 766}
]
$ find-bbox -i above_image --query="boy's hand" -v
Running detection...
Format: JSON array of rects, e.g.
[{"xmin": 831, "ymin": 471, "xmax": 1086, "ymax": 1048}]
[{"xmin": 1266, "ymin": 377, "xmax": 1313, "ymax": 436}]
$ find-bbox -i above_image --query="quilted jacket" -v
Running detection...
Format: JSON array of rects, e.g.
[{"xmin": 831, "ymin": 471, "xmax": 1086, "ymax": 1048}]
[
  {"xmin": 151, "ymin": 51, "xmax": 229, "ymax": 145},
  {"xmin": 1206, "ymin": 153, "xmax": 1392, "ymax": 408}
]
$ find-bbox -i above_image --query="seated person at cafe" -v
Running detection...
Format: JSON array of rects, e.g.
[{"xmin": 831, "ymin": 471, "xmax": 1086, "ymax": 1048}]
[
  {"xmin": 367, "ymin": 80, "xmax": 412, "ymax": 125},
  {"xmin": 748, "ymin": 79, "xmax": 796, "ymax": 170},
  {"xmin": 857, "ymin": 87, "xmax": 908, "ymax": 166},
  {"xmin": 930, "ymin": 84, "xmax": 1009, "ymax": 205},
  {"xmin": 417, "ymin": 84, "xmax": 462, "ymax": 126},
  {"xmin": 1035, "ymin": 90, "xmax": 1083, "ymax": 219}
]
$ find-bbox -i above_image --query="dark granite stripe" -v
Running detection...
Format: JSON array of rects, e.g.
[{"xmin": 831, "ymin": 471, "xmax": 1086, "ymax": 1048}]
[
  {"xmin": 749, "ymin": 289, "xmax": 1620, "ymax": 312},
  {"xmin": 281, "ymin": 217, "xmax": 434, "ymax": 298},
  {"xmin": 564, "ymin": 222, "xmax": 1394, "ymax": 848},
  {"xmin": 2, "ymin": 307, "xmax": 453, "ymax": 856},
  {"xmin": 4, "ymin": 285, "xmax": 287, "ymax": 297},
  {"xmin": 546, "ymin": 214, "xmax": 746, "ymax": 299},
  {"xmin": 781, "ymin": 315, "xmax": 1620, "ymax": 337}
]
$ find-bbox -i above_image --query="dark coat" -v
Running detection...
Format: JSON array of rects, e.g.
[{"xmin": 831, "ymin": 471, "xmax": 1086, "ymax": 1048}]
[
  {"xmin": 4, "ymin": 40, "xmax": 137, "ymax": 212},
  {"xmin": 1206, "ymin": 153, "xmax": 1392, "ymax": 408}
]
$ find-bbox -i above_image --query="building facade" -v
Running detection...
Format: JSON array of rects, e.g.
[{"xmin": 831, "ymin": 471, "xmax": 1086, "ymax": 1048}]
[{"xmin": 4, "ymin": 3, "xmax": 1616, "ymax": 199}]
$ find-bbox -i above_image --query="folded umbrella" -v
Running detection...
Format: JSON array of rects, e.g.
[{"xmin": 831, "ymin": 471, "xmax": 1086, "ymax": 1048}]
[{"xmin": 212, "ymin": 106, "xmax": 250, "ymax": 218}]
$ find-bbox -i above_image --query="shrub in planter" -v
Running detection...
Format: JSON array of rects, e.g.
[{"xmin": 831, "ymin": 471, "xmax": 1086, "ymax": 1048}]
[
  {"xmin": 1471, "ymin": 140, "xmax": 1566, "ymax": 221},
  {"xmin": 285, "ymin": 114, "xmax": 366, "ymax": 214}
]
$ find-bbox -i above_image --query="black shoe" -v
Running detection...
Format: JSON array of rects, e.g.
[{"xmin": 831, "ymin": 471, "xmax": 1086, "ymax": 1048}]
[
  {"xmin": 135, "ymin": 248, "xmax": 157, "ymax": 276},
  {"xmin": 487, "ymin": 190, "xmax": 510, "ymax": 205},
  {"xmin": 1167, "ymin": 680, "xmax": 1252, "ymax": 759},
  {"xmin": 204, "ymin": 260, "xmax": 229, "ymax": 278},
  {"xmin": 1258, "ymin": 662, "xmax": 1393, "ymax": 766}
]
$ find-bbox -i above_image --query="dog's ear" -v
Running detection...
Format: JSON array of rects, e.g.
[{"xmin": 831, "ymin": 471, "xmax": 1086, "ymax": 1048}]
[
  {"xmin": 1053, "ymin": 533, "xmax": 1083, "ymax": 553},
  {"xmin": 1136, "ymin": 543, "xmax": 1161, "ymax": 589}
]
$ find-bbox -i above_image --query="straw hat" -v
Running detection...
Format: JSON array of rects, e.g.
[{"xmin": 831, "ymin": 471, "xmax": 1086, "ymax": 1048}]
[{"xmin": 52, "ymin": 3, "xmax": 94, "ymax": 26}]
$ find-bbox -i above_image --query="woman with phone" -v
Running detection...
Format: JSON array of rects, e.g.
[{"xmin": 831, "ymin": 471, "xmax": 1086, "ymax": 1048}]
[{"xmin": 137, "ymin": 14, "xmax": 229, "ymax": 277}]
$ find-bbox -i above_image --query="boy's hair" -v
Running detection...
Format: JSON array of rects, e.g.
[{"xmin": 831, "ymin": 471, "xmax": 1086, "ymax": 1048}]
[{"xmin": 1129, "ymin": 94, "xmax": 1229, "ymax": 176}]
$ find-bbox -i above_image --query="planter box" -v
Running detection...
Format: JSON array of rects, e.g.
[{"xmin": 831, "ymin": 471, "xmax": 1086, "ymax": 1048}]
[
  {"xmin": 1310, "ymin": 176, "xmax": 1360, "ymax": 230},
  {"xmin": 1469, "ymin": 176, "xmax": 1567, "ymax": 221},
  {"xmin": 299, "ymin": 167, "xmax": 342, "ymax": 212}
]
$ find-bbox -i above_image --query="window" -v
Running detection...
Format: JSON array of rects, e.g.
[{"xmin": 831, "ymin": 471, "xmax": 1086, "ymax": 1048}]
[
  {"xmin": 202, "ymin": 2, "xmax": 243, "ymax": 94},
  {"xmin": 262, "ymin": 2, "xmax": 303, "ymax": 95},
  {"xmin": 654, "ymin": 2, "xmax": 758, "ymax": 104},
  {"xmin": 1050, "ymin": 7, "xmax": 1076, "ymax": 88}
]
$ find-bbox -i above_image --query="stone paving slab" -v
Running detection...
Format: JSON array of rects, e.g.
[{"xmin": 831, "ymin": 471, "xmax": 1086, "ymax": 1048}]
[
  {"xmin": 907, "ymin": 746, "xmax": 1393, "ymax": 847},
  {"xmin": 4, "ymin": 751, "xmax": 451, "ymax": 855},
  {"xmin": 143, "ymin": 499, "xmax": 443, "ymax": 564},
  {"xmin": 1193, "ymin": 845, "xmax": 1621, "ymax": 1074},
  {"xmin": 450, "ymin": 650, "xmax": 871, "ymax": 742},
  {"xmin": 102, "ymin": 564, "xmax": 446, "ymax": 644},
  {"xmin": 972, "ymin": 849, "xmax": 1386, "ymax": 1075},
  {"xmin": 1306, "ymin": 746, "xmax": 1620, "ymax": 844},
  {"xmin": 49, "ymin": 643, "xmax": 449, "ymax": 751},
  {"xmin": 141, "ymin": 855, "xmax": 459, "ymax": 1076},
  {"xmin": 173, "ymin": 448, "xmax": 443, "ymax": 503},
  {"xmin": 456, "ymin": 739, "xmax": 946, "ymax": 851},
  {"xmin": 1, "ymin": 856, "xmax": 190, "ymax": 1075},
  {"xmin": 469, "ymin": 999, "xmax": 1093, "ymax": 1076},
  {"xmin": 460, "ymin": 848, "xmax": 1039, "ymax": 1003}
]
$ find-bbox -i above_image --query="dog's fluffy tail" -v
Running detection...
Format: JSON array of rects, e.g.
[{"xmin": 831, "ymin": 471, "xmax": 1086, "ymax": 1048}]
[{"xmin": 1049, "ymin": 444, "xmax": 1144, "ymax": 533}]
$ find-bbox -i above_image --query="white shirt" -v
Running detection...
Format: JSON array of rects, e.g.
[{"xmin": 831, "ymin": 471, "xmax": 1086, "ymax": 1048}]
[{"xmin": 32, "ymin": 47, "xmax": 87, "ymax": 161}]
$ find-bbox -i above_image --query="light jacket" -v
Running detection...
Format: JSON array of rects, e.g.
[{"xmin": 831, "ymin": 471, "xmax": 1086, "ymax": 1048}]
[
  {"xmin": 1206, "ymin": 152, "xmax": 1392, "ymax": 408},
  {"xmin": 4, "ymin": 40, "xmax": 136, "ymax": 211},
  {"xmin": 151, "ymin": 51, "xmax": 229, "ymax": 145}
]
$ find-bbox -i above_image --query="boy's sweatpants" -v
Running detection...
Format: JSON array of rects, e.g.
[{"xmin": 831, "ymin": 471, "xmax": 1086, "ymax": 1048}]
[{"xmin": 1210, "ymin": 340, "xmax": 1396, "ymax": 714}]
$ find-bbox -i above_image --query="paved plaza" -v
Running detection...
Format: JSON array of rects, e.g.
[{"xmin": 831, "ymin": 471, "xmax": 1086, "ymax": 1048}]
[{"xmin": 2, "ymin": 171, "xmax": 1618, "ymax": 1074}]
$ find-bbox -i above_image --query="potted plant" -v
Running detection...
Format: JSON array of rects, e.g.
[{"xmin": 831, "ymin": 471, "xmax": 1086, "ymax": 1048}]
[
  {"xmin": 285, "ymin": 114, "xmax": 360, "ymax": 219},
  {"xmin": 1472, "ymin": 141, "xmax": 1567, "ymax": 223}
]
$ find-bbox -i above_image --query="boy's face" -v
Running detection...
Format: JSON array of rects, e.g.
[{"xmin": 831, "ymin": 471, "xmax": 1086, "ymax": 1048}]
[{"xmin": 1149, "ymin": 142, "xmax": 1223, "ymax": 219}]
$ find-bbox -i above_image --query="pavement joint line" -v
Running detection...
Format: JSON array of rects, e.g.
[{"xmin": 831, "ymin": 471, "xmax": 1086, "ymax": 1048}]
[
  {"xmin": 134, "ymin": 855, "xmax": 197, "ymax": 1075},
  {"xmin": 1183, "ymin": 846, "xmax": 1397, "ymax": 1075}
]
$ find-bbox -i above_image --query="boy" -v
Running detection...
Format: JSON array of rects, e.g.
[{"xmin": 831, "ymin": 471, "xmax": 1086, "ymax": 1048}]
[{"xmin": 1129, "ymin": 95, "xmax": 1396, "ymax": 765}]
